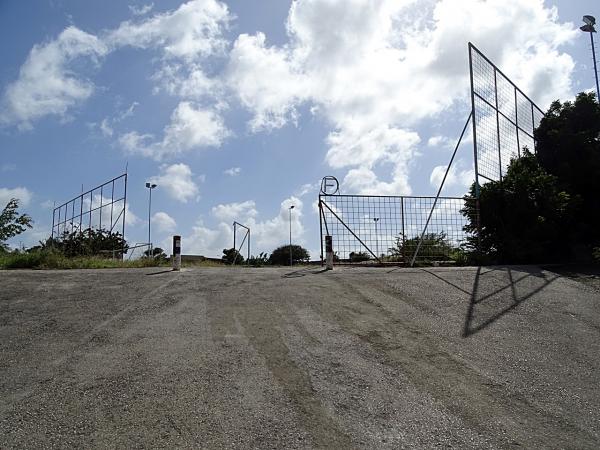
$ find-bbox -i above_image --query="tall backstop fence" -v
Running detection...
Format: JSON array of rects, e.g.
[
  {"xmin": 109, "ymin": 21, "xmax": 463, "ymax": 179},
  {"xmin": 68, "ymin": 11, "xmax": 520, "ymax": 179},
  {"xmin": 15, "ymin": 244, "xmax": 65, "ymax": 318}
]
[
  {"xmin": 469, "ymin": 42, "xmax": 544, "ymax": 187},
  {"xmin": 319, "ymin": 193, "xmax": 474, "ymax": 265},
  {"xmin": 51, "ymin": 173, "xmax": 128, "ymax": 246}
]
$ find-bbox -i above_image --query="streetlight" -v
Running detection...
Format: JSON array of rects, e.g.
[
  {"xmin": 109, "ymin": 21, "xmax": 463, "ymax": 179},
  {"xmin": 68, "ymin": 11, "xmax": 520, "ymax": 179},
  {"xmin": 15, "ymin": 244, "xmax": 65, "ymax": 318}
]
[
  {"xmin": 289, "ymin": 205, "xmax": 295, "ymax": 266},
  {"xmin": 145, "ymin": 182, "xmax": 157, "ymax": 257},
  {"xmin": 373, "ymin": 217, "xmax": 380, "ymax": 260},
  {"xmin": 581, "ymin": 15, "xmax": 599, "ymax": 101}
]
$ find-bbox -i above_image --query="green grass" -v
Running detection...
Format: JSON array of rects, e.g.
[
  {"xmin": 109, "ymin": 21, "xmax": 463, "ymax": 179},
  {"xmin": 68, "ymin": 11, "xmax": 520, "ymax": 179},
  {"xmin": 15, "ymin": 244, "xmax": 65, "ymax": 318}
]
[{"xmin": 0, "ymin": 249, "xmax": 168, "ymax": 270}]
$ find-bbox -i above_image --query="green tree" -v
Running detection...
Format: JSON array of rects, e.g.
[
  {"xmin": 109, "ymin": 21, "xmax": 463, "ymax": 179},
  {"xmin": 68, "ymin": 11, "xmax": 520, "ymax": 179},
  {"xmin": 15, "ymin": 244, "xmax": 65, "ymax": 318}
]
[
  {"xmin": 388, "ymin": 232, "xmax": 456, "ymax": 262},
  {"xmin": 222, "ymin": 247, "xmax": 244, "ymax": 265},
  {"xmin": 143, "ymin": 247, "xmax": 168, "ymax": 261},
  {"xmin": 462, "ymin": 150, "xmax": 573, "ymax": 263},
  {"xmin": 42, "ymin": 228, "xmax": 128, "ymax": 258},
  {"xmin": 0, "ymin": 199, "xmax": 33, "ymax": 252},
  {"xmin": 269, "ymin": 245, "xmax": 310, "ymax": 265},
  {"xmin": 535, "ymin": 92, "xmax": 600, "ymax": 255}
]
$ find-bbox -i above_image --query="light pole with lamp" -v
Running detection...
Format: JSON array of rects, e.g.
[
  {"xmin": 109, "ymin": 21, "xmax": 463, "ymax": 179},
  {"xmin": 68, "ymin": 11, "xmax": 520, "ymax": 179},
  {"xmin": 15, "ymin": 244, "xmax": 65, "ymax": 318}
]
[
  {"xmin": 581, "ymin": 15, "xmax": 599, "ymax": 101},
  {"xmin": 289, "ymin": 205, "xmax": 295, "ymax": 266},
  {"xmin": 145, "ymin": 182, "xmax": 157, "ymax": 257}
]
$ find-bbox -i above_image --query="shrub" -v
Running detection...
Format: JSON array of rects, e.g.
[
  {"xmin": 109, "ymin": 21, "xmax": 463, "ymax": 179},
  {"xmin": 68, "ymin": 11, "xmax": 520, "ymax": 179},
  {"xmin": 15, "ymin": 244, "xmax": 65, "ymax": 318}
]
[{"xmin": 269, "ymin": 245, "xmax": 310, "ymax": 265}]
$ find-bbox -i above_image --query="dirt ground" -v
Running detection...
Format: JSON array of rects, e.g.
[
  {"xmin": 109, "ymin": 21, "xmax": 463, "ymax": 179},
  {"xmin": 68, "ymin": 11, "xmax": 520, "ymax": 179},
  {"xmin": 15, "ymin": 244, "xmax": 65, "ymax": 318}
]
[{"xmin": 1, "ymin": 265, "xmax": 599, "ymax": 449}]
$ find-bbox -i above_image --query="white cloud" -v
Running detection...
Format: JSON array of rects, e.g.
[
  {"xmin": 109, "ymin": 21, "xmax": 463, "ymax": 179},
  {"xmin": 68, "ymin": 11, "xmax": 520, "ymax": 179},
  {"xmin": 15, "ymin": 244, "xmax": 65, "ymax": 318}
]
[
  {"xmin": 149, "ymin": 163, "xmax": 200, "ymax": 203},
  {"xmin": 152, "ymin": 211, "xmax": 177, "ymax": 233},
  {"xmin": 1, "ymin": 163, "xmax": 16, "ymax": 172},
  {"xmin": 211, "ymin": 200, "xmax": 257, "ymax": 223},
  {"xmin": 120, "ymin": 101, "xmax": 229, "ymax": 159},
  {"xmin": 100, "ymin": 118, "xmax": 114, "ymax": 137},
  {"xmin": 108, "ymin": 0, "xmax": 231, "ymax": 61},
  {"xmin": 429, "ymin": 163, "xmax": 474, "ymax": 192},
  {"xmin": 1, "ymin": 26, "xmax": 108, "ymax": 128},
  {"xmin": 129, "ymin": 3, "xmax": 154, "ymax": 16},
  {"xmin": 182, "ymin": 196, "xmax": 306, "ymax": 258},
  {"xmin": 227, "ymin": 32, "xmax": 308, "ymax": 132},
  {"xmin": 223, "ymin": 167, "xmax": 241, "ymax": 176},
  {"xmin": 226, "ymin": 0, "xmax": 576, "ymax": 194},
  {"xmin": 0, "ymin": 187, "xmax": 33, "ymax": 207},
  {"xmin": 428, "ymin": 135, "xmax": 453, "ymax": 149}
]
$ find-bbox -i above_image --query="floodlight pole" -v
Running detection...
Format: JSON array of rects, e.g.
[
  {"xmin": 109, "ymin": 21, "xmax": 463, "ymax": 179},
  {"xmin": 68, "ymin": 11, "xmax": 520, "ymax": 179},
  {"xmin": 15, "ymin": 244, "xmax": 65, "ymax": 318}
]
[
  {"xmin": 289, "ymin": 205, "xmax": 295, "ymax": 266},
  {"xmin": 581, "ymin": 16, "xmax": 600, "ymax": 100},
  {"xmin": 591, "ymin": 31, "xmax": 600, "ymax": 101},
  {"xmin": 145, "ymin": 182, "xmax": 157, "ymax": 257}
]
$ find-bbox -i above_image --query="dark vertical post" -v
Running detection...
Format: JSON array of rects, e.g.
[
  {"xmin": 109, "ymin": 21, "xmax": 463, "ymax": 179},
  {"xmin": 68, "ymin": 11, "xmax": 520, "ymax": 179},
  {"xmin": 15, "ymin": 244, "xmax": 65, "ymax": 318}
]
[
  {"xmin": 247, "ymin": 229, "xmax": 250, "ymax": 265},
  {"xmin": 319, "ymin": 198, "xmax": 324, "ymax": 266},
  {"xmin": 99, "ymin": 185, "xmax": 103, "ymax": 231},
  {"xmin": 122, "ymin": 173, "xmax": 127, "ymax": 259},
  {"xmin": 57, "ymin": 205, "xmax": 61, "ymax": 237},
  {"xmin": 79, "ymin": 192, "xmax": 83, "ymax": 232},
  {"xmin": 514, "ymin": 87, "xmax": 520, "ymax": 157},
  {"xmin": 400, "ymin": 196, "xmax": 405, "ymax": 264},
  {"xmin": 531, "ymin": 103, "xmax": 536, "ymax": 149},
  {"xmin": 110, "ymin": 180, "xmax": 114, "ymax": 232},
  {"xmin": 591, "ymin": 31, "xmax": 600, "ymax": 101},
  {"xmin": 71, "ymin": 201, "xmax": 75, "ymax": 234},
  {"xmin": 494, "ymin": 68, "xmax": 503, "ymax": 180},
  {"xmin": 51, "ymin": 208, "xmax": 55, "ymax": 241}
]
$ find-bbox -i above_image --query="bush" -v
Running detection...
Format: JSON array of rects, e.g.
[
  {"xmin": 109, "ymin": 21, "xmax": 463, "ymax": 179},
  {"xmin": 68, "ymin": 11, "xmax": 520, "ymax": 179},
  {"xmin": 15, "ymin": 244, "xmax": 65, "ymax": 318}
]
[
  {"xmin": 388, "ymin": 233, "xmax": 456, "ymax": 262},
  {"xmin": 222, "ymin": 248, "xmax": 244, "ymax": 265},
  {"xmin": 0, "ymin": 248, "xmax": 163, "ymax": 270},
  {"xmin": 247, "ymin": 252, "xmax": 270, "ymax": 266},
  {"xmin": 349, "ymin": 251, "xmax": 370, "ymax": 262},
  {"xmin": 269, "ymin": 245, "xmax": 310, "ymax": 265},
  {"xmin": 41, "ymin": 228, "xmax": 128, "ymax": 258}
]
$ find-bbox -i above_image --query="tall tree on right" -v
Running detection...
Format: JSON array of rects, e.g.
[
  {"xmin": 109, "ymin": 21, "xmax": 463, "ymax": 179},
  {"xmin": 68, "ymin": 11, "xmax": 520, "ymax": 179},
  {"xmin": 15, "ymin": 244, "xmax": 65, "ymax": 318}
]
[{"xmin": 534, "ymin": 92, "xmax": 600, "ymax": 257}]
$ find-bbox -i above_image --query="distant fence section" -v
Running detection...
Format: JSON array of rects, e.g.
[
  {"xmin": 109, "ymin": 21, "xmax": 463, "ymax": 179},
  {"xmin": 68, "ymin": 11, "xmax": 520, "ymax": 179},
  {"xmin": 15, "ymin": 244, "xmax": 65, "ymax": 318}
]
[
  {"xmin": 51, "ymin": 173, "xmax": 128, "ymax": 258},
  {"xmin": 318, "ymin": 193, "xmax": 472, "ymax": 265}
]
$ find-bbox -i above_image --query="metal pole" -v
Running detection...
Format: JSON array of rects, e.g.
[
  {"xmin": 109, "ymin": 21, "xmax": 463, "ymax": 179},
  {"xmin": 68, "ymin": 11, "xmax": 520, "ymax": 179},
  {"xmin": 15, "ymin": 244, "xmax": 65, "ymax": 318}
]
[
  {"xmin": 319, "ymin": 198, "xmax": 324, "ymax": 266},
  {"xmin": 592, "ymin": 31, "xmax": 600, "ymax": 101},
  {"xmin": 410, "ymin": 113, "xmax": 472, "ymax": 267},
  {"xmin": 373, "ymin": 218, "xmax": 379, "ymax": 260},
  {"xmin": 289, "ymin": 208, "xmax": 293, "ymax": 266},
  {"xmin": 148, "ymin": 186, "xmax": 152, "ymax": 256},
  {"xmin": 122, "ymin": 173, "xmax": 127, "ymax": 259}
]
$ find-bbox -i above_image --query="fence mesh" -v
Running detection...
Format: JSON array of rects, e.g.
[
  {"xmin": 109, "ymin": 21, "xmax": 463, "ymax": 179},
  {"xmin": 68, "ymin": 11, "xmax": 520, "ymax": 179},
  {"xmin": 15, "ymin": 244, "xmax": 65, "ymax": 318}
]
[
  {"xmin": 319, "ymin": 195, "xmax": 474, "ymax": 264},
  {"xmin": 470, "ymin": 43, "xmax": 544, "ymax": 184},
  {"xmin": 52, "ymin": 173, "xmax": 127, "ymax": 239}
]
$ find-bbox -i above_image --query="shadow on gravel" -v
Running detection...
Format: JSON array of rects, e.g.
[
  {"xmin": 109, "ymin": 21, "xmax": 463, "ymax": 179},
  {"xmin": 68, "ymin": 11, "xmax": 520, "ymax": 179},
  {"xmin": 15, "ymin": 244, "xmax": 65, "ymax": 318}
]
[
  {"xmin": 146, "ymin": 269, "xmax": 176, "ymax": 276},
  {"xmin": 422, "ymin": 267, "xmax": 560, "ymax": 337},
  {"xmin": 282, "ymin": 268, "xmax": 330, "ymax": 278}
]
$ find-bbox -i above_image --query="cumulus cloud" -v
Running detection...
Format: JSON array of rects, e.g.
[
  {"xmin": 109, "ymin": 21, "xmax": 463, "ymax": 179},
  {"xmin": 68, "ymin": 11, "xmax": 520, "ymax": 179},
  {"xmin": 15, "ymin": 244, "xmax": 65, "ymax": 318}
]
[
  {"xmin": 152, "ymin": 211, "xmax": 177, "ymax": 233},
  {"xmin": 223, "ymin": 167, "xmax": 241, "ymax": 176},
  {"xmin": 181, "ymin": 196, "xmax": 305, "ymax": 258},
  {"xmin": 226, "ymin": 0, "xmax": 576, "ymax": 194},
  {"xmin": 1, "ymin": 26, "xmax": 108, "ymax": 128},
  {"xmin": 429, "ymin": 164, "xmax": 474, "ymax": 192},
  {"xmin": 149, "ymin": 163, "xmax": 200, "ymax": 203},
  {"xmin": 129, "ymin": 3, "xmax": 154, "ymax": 16},
  {"xmin": 107, "ymin": 0, "xmax": 230, "ymax": 61},
  {"xmin": 120, "ymin": 101, "xmax": 229, "ymax": 159},
  {"xmin": 0, "ymin": 187, "xmax": 33, "ymax": 207}
]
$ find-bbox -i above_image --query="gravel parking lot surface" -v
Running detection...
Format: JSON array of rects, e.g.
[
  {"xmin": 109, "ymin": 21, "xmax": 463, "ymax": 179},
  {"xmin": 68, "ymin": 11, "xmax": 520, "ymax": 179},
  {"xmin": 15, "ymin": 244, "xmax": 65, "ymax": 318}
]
[{"xmin": 1, "ymin": 265, "xmax": 599, "ymax": 449}]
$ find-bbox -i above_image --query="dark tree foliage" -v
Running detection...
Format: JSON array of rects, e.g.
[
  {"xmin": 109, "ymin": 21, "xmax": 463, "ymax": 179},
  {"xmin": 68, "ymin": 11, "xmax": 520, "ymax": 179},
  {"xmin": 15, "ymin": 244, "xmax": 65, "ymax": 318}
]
[
  {"xmin": 388, "ymin": 232, "xmax": 456, "ymax": 262},
  {"xmin": 247, "ymin": 252, "xmax": 270, "ymax": 266},
  {"xmin": 269, "ymin": 245, "xmax": 310, "ymax": 265},
  {"xmin": 41, "ymin": 229, "xmax": 128, "ymax": 258},
  {"xmin": 0, "ymin": 199, "xmax": 33, "ymax": 251},
  {"xmin": 534, "ymin": 92, "xmax": 600, "ymax": 251},
  {"xmin": 348, "ymin": 251, "xmax": 370, "ymax": 262},
  {"xmin": 462, "ymin": 150, "xmax": 573, "ymax": 263},
  {"xmin": 222, "ymin": 248, "xmax": 244, "ymax": 265},
  {"xmin": 143, "ymin": 247, "xmax": 168, "ymax": 261}
]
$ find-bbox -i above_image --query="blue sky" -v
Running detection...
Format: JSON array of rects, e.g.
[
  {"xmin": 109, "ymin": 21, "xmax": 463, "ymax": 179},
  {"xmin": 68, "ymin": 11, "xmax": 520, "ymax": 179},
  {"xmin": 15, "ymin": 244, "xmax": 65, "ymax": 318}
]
[{"xmin": 1, "ymin": 0, "xmax": 598, "ymax": 258}]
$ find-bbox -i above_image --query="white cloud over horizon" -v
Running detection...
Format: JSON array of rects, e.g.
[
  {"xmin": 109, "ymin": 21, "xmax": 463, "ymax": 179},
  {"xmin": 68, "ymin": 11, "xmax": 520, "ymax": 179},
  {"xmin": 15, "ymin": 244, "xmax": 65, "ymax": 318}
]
[{"xmin": 149, "ymin": 162, "xmax": 201, "ymax": 203}]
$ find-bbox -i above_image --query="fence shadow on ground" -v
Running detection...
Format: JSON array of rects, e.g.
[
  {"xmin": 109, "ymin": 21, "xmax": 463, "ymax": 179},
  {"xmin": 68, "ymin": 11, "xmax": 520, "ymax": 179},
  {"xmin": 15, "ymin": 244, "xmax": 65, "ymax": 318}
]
[
  {"xmin": 422, "ymin": 266, "xmax": 560, "ymax": 337},
  {"xmin": 282, "ymin": 268, "xmax": 330, "ymax": 278}
]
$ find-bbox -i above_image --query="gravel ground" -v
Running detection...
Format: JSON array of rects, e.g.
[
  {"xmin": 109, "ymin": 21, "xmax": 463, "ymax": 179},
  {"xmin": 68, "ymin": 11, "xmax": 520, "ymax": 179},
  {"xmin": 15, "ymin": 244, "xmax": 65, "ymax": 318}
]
[{"xmin": 0, "ymin": 265, "xmax": 599, "ymax": 449}]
